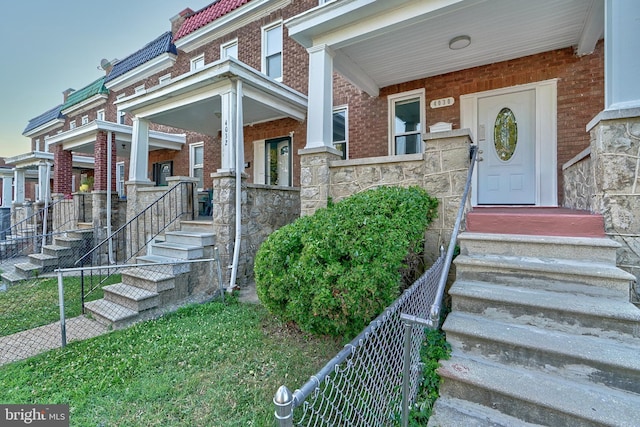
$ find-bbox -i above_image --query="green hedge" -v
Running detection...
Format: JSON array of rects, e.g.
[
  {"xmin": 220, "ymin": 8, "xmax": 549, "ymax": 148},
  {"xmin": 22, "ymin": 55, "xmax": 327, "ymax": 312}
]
[{"xmin": 255, "ymin": 186, "xmax": 439, "ymax": 339}]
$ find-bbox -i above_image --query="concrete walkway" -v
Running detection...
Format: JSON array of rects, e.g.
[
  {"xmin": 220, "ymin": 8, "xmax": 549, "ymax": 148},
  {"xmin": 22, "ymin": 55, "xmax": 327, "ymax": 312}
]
[{"xmin": 0, "ymin": 316, "xmax": 108, "ymax": 366}]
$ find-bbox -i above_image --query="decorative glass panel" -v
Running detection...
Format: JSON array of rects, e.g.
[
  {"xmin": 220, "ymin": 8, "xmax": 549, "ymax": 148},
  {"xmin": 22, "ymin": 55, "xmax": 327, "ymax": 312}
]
[{"xmin": 494, "ymin": 107, "xmax": 517, "ymax": 161}]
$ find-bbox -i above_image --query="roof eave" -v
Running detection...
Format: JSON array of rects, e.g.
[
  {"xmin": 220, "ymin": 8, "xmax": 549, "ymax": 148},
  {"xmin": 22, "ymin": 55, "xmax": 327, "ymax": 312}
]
[
  {"xmin": 175, "ymin": 0, "xmax": 291, "ymax": 53},
  {"xmin": 22, "ymin": 118, "xmax": 65, "ymax": 138},
  {"xmin": 105, "ymin": 53, "xmax": 178, "ymax": 92},
  {"xmin": 61, "ymin": 94, "xmax": 109, "ymax": 116}
]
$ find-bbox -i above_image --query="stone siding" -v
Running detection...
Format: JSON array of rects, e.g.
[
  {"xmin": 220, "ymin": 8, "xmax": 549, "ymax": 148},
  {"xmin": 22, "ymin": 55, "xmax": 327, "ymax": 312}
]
[
  {"xmin": 588, "ymin": 112, "xmax": 640, "ymax": 285},
  {"xmin": 562, "ymin": 148, "xmax": 595, "ymax": 211},
  {"xmin": 212, "ymin": 172, "xmax": 300, "ymax": 288}
]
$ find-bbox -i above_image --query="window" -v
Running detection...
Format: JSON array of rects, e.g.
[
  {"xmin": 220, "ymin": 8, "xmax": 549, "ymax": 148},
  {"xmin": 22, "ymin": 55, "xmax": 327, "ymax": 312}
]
[
  {"xmin": 81, "ymin": 115, "xmax": 89, "ymax": 125},
  {"xmin": 388, "ymin": 90, "xmax": 425, "ymax": 155},
  {"xmin": 262, "ymin": 22, "xmax": 282, "ymax": 80},
  {"xmin": 152, "ymin": 161, "xmax": 173, "ymax": 186},
  {"xmin": 159, "ymin": 74, "xmax": 171, "ymax": 85},
  {"xmin": 97, "ymin": 109, "xmax": 105, "ymax": 121},
  {"xmin": 190, "ymin": 142, "xmax": 205, "ymax": 190},
  {"xmin": 69, "ymin": 120, "xmax": 76, "ymax": 130},
  {"xmin": 191, "ymin": 54, "xmax": 205, "ymax": 72},
  {"xmin": 35, "ymin": 138, "xmax": 41, "ymax": 151},
  {"xmin": 221, "ymin": 39, "xmax": 238, "ymax": 59},
  {"xmin": 135, "ymin": 85, "xmax": 145, "ymax": 94},
  {"xmin": 116, "ymin": 162, "xmax": 125, "ymax": 198},
  {"xmin": 333, "ymin": 106, "xmax": 348, "ymax": 159},
  {"xmin": 117, "ymin": 109, "xmax": 126, "ymax": 125}
]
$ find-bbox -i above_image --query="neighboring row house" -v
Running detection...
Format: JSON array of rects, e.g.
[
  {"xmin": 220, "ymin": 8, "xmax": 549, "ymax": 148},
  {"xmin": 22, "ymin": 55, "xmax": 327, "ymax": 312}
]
[{"xmin": 2, "ymin": 0, "xmax": 640, "ymax": 423}]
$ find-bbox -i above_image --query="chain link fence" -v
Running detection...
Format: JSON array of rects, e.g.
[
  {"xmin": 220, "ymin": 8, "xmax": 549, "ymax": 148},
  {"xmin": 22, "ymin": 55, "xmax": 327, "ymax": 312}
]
[
  {"xmin": 0, "ymin": 256, "xmax": 223, "ymax": 366},
  {"xmin": 274, "ymin": 251, "xmax": 446, "ymax": 426}
]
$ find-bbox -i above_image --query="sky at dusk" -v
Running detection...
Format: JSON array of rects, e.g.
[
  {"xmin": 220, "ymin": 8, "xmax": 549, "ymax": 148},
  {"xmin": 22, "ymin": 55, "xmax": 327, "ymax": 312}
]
[{"xmin": 0, "ymin": 0, "xmax": 214, "ymax": 158}]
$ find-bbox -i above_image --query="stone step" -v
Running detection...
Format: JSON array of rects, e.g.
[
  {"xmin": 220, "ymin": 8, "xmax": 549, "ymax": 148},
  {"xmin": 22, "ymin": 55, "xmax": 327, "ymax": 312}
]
[
  {"xmin": 458, "ymin": 232, "xmax": 619, "ymax": 264},
  {"xmin": 121, "ymin": 267, "xmax": 176, "ymax": 293},
  {"xmin": 449, "ymin": 280, "xmax": 640, "ymax": 339},
  {"xmin": 84, "ymin": 299, "xmax": 137, "ymax": 328},
  {"xmin": 53, "ymin": 236, "xmax": 84, "ymax": 249},
  {"xmin": 454, "ymin": 254, "xmax": 634, "ymax": 297},
  {"xmin": 179, "ymin": 220, "xmax": 213, "ymax": 233},
  {"xmin": 103, "ymin": 283, "xmax": 159, "ymax": 312},
  {"xmin": 135, "ymin": 255, "xmax": 191, "ymax": 274},
  {"xmin": 444, "ymin": 312, "xmax": 640, "ymax": 393},
  {"xmin": 436, "ymin": 355, "xmax": 640, "ymax": 426},
  {"xmin": 27, "ymin": 252, "xmax": 59, "ymax": 268},
  {"xmin": 14, "ymin": 261, "xmax": 50, "ymax": 277},
  {"xmin": 66, "ymin": 229, "xmax": 94, "ymax": 241},
  {"xmin": 428, "ymin": 397, "xmax": 544, "ymax": 427},
  {"xmin": 0, "ymin": 271, "xmax": 26, "ymax": 285},
  {"xmin": 42, "ymin": 244, "xmax": 74, "ymax": 259},
  {"xmin": 164, "ymin": 231, "xmax": 215, "ymax": 247},
  {"xmin": 150, "ymin": 241, "xmax": 203, "ymax": 260}
]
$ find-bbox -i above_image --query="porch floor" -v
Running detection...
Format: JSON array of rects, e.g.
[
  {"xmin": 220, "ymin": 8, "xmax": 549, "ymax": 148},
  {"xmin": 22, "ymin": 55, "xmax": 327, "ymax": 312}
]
[{"xmin": 465, "ymin": 207, "xmax": 606, "ymax": 237}]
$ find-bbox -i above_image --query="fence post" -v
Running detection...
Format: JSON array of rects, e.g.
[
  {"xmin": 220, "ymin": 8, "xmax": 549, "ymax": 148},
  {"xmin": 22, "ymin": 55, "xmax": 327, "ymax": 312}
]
[
  {"xmin": 57, "ymin": 270, "xmax": 67, "ymax": 347},
  {"xmin": 401, "ymin": 321, "xmax": 413, "ymax": 427},
  {"xmin": 274, "ymin": 385, "xmax": 294, "ymax": 427}
]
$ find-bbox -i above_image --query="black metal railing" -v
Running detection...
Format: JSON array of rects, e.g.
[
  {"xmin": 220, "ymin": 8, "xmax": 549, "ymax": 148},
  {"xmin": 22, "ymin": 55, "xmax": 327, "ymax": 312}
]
[
  {"xmin": 0, "ymin": 198, "xmax": 77, "ymax": 263},
  {"xmin": 75, "ymin": 181, "xmax": 195, "ymax": 309}
]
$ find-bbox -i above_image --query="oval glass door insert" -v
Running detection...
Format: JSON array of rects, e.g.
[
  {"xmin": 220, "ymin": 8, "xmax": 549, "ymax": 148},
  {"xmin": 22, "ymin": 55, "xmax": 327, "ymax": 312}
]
[{"xmin": 494, "ymin": 107, "xmax": 517, "ymax": 161}]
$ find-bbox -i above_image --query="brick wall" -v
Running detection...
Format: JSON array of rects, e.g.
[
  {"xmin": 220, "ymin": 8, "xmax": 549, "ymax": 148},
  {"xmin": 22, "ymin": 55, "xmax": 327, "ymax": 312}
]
[
  {"xmin": 339, "ymin": 41, "xmax": 605, "ymax": 203},
  {"xmin": 53, "ymin": 144, "xmax": 73, "ymax": 195}
]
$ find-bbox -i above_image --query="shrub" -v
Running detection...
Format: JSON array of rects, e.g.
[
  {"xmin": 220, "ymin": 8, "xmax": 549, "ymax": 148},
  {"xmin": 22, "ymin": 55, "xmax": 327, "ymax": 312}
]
[{"xmin": 255, "ymin": 186, "xmax": 439, "ymax": 339}]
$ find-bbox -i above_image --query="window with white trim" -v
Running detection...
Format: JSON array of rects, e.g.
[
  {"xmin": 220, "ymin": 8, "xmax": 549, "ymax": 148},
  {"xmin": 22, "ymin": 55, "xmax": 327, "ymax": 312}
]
[
  {"xmin": 116, "ymin": 94, "xmax": 126, "ymax": 125},
  {"xmin": 221, "ymin": 39, "xmax": 238, "ymax": 59},
  {"xmin": 97, "ymin": 109, "xmax": 105, "ymax": 121},
  {"xmin": 253, "ymin": 137, "xmax": 292, "ymax": 186},
  {"xmin": 35, "ymin": 138, "xmax": 41, "ymax": 151},
  {"xmin": 333, "ymin": 106, "xmax": 348, "ymax": 159},
  {"xmin": 262, "ymin": 22, "xmax": 282, "ymax": 80},
  {"xmin": 69, "ymin": 120, "xmax": 76, "ymax": 130},
  {"xmin": 81, "ymin": 115, "xmax": 89, "ymax": 125},
  {"xmin": 135, "ymin": 85, "xmax": 145, "ymax": 94},
  {"xmin": 388, "ymin": 89, "xmax": 425, "ymax": 155},
  {"xmin": 191, "ymin": 54, "xmax": 205, "ymax": 72},
  {"xmin": 190, "ymin": 142, "xmax": 205, "ymax": 190},
  {"xmin": 159, "ymin": 74, "xmax": 171, "ymax": 85},
  {"xmin": 116, "ymin": 162, "xmax": 125, "ymax": 198}
]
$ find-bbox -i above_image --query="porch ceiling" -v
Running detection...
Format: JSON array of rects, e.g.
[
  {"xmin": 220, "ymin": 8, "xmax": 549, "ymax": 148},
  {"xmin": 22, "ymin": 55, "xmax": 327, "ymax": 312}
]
[
  {"xmin": 287, "ymin": 0, "xmax": 604, "ymax": 96},
  {"xmin": 117, "ymin": 57, "xmax": 308, "ymax": 136}
]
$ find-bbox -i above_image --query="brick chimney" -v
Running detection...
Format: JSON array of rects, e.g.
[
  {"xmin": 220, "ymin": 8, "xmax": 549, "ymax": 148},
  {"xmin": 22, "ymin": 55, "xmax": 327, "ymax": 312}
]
[
  {"xmin": 62, "ymin": 88, "xmax": 75, "ymax": 103},
  {"xmin": 170, "ymin": 8, "xmax": 194, "ymax": 36}
]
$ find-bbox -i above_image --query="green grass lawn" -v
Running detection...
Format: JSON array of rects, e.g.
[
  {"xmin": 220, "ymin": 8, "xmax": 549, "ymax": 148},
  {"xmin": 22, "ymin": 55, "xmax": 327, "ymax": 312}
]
[
  {"xmin": 0, "ymin": 298, "xmax": 343, "ymax": 426},
  {"xmin": 0, "ymin": 275, "xmax": 120, "ymax": 337}
]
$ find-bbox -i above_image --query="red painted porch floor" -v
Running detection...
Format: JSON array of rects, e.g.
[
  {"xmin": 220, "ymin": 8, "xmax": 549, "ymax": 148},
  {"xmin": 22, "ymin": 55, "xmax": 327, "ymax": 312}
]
[{"xmin": 465, "ymin": 207, "xmax": 606, "ymax": 238}]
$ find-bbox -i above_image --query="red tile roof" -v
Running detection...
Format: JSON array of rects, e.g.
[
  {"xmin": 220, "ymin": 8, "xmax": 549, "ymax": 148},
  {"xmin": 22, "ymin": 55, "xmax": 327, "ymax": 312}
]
[{"xmin": 174, "ymin": 0, "xmax": 251, "ymax": 41}]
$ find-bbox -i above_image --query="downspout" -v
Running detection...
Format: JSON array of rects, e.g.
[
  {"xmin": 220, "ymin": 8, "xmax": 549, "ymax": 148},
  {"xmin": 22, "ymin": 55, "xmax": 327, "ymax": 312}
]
[
  {"xmin": 107, "ymin": 131, "xmax": 114, "ymax": 264},
  {"xmin": 40, "ymin": 162, "xmax": 52, "ymax": 253},
  {"xmin": 228, "ymin": 80, "xmax": 244, "ymax": 291}
]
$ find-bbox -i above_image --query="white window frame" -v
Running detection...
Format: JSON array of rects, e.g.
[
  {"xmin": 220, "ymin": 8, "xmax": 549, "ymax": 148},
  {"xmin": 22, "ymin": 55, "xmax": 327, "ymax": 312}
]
[
  {"xmin": 69, "ymin": 120, "xmax": 76, "ymax": 130},
  {"xmin": 190, "ymin": 54, "xmax": 205, "ymax": 72},
  {"xmin": 262, "ymin": 21, "xmax": 283, "ymax": 81},
  {"xmin": 332, "ymin": 105, "xmax": 348, "ymax": 159},
  {"xmin": 388, "ymin": 89, "xmax": 426, "ymax": 155},
  {"xmin": 35, "ymin": 138, "xmax": 41, "ymax": 152},
  {"xmin": 97, "ymin": 109, "xmax": 105, "ymax": 121},
  {"xmin": 158, "ymin": 74, "xmax": 171, "ymax": 85},
  {"xmin": 221, "ymin": 39, "xmax": 238, "ymax": 59},
  {"xmin": 134, "ymin": 85, "xmax": 145, "ymax": 94},
  {"xmin": 190, "ymin": 142, "xmax": 205, "ymax": 190},
  {"xmin": 81, "ymin": 115, "xmax": 89, "ymax": 125},
  {"xmin": 116, "ymin": 161, "xmax": 125, "ymax": 198},
  {"xmin": 116, "ymin": 94, "xmax": 126, "ymax": 125}
]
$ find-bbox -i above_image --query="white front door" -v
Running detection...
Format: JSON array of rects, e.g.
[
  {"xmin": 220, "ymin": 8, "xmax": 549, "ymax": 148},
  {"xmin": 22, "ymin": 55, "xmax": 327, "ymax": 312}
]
[{"xmin": 477, "ymin": 89, "xmax": 536, "ymax": 204}]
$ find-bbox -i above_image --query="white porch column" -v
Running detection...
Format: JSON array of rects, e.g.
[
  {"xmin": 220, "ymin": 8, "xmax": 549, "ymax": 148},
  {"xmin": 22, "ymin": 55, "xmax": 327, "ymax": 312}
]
[
  {"xmin": 605, "ymin": 0, "xmax": 640, "ymax": 110},
  {"xmin": 37, "ymin": 161, "xmax": 48, "ymax": 202},
  {"xmin": 1, "ymin": 176, "xmax": 13, "ymax": 208},
  {"xmin": 13, "ymin": 169, "xmax": 25, "ymax": 203},
  {"xmin": 219, "ymin": 83, "xmax": 238, "ymax": 172},
  {"xmin": 305, "ymin": 44, "xmax": 334, "ymax": 149},
  {"xmin": 129, "ymin": 117, "xmax": 152, "ymax": 183}
]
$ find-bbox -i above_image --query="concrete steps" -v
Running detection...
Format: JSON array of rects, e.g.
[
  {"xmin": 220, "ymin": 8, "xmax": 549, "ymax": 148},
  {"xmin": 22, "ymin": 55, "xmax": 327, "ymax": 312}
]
[
  {"xmin": 429, "ymin": 232, "xmax": 640, "ymax": 426},
  {"xmin": 83, "ymin": 229, "xmax": 215, "ymax": 329}
]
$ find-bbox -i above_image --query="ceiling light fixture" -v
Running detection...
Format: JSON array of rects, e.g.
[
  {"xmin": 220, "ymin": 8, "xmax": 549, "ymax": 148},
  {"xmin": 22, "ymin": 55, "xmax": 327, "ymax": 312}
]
[{"xmin": 449, "ymin": 35, "xmax": 471, "ymax": 50}]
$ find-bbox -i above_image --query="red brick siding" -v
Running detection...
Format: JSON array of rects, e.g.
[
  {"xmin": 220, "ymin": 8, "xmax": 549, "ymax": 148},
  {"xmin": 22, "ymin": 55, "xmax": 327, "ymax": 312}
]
[{"xmin": 53, "ymin": 144, "xmax": 73, "ymax": 196}]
